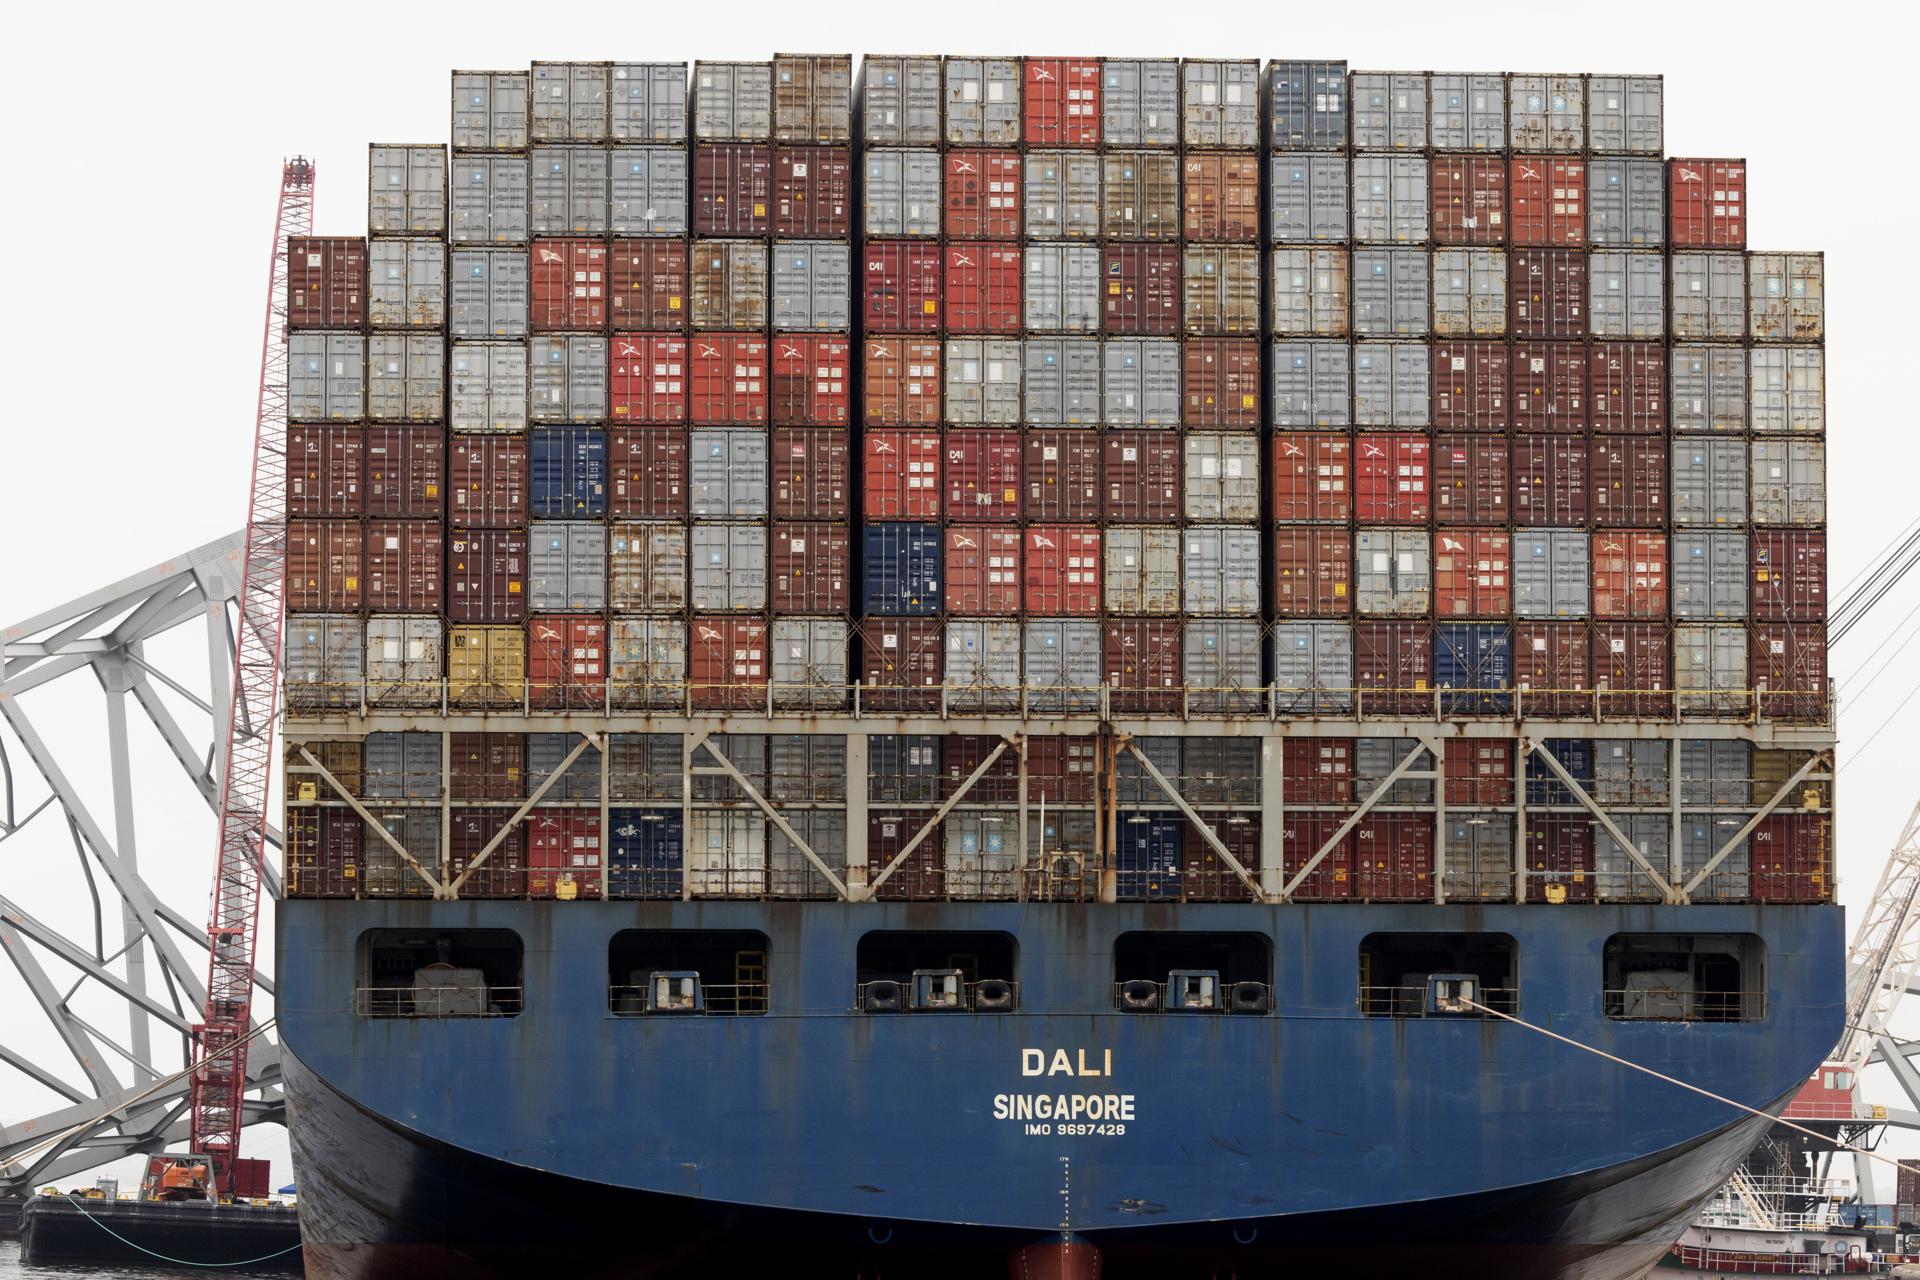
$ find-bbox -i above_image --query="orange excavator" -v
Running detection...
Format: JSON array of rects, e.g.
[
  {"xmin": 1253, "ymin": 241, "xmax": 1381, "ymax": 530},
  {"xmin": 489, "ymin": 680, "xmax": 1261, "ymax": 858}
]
[{"xmin": 137, "ymin": 1154, "xmax": 212, "ymax": 1202}]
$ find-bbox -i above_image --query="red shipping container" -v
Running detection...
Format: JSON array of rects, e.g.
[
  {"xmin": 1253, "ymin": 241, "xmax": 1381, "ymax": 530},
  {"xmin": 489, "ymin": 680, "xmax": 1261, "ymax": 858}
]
[
  {"xmin": 1432, "ymin": 340, "xmax": 1510, "ymax": 431},
  {"xmin": 1509, "ymin": 155, "xmax": 1587, "ymax": 246},
  {"xmin": 771, "ymin": 521, "xmax": 850, "ymax": 614},
  {"xmin": 530, "ymin": 238, "xmax": 609, "ymax": 332},
  {"xmin": 771, "ymin": 333, "xmax": 852, "ymax": 426},
  {"xmin": 1271, "ymin": 526, "xmax": 1352, "ymax": 617},
  {"xmin": 863, "ymin": 337, "xmax": 941, "ymax": 424},
  {"xmin": 449, "ymin": 810, "xmax": 528, "ymax": 899},
  {"xmin": 449, "ymin": 433, "xmax": 529, "ymax": 527},
  {"xmin": 771, "ymin": 427, "xmax": 851, "ymax": 519},
  {"xmin": 1183, "ymin": 339, "xmax": 1260, "ymax": 428},
  {"xmin": 1284, "ymin": 739, "xmax": 1353, "ymax": 805},
  {"xmin": 1270, "ymin": 433, "xmax": 1352, "ymax": 522},
  {"xmin": 1101, "ymin": 244, "xmax": 1180, "ymax": 335},
  {"xmin": 1281, "ymin": 812, "xmax": 1355, "ymax": 902},
  {"xmin": 447, "ymin": 529, "xmax": 528, "ymax": 624},
  {"xmin": 688, "ymin": 333, "xmax": 768, "ymax": 425},
  {"xmin": 1181, "ymin": 154, "xmax": 1261, "ymax": 242},
  {"xmin": 1446, "ymin": 739, "xmax": 1515, "ymax": 807},
  {"xmin": 1591, "ymin": 533, "xmax": 1668, "ymax": 620},
  {"xmin": 287, "ymin": 520, "xmax": 363, "ymax": 612},
  {"xmin": 1024, "ymin": 430, "xmax": 1101, "ymax": 520},
  {"xmin": 693, "ymin": 143, "xmax": 772, "ymax": 235},
  {"xmin": 1591, "ymin": 620, "xmax": 1672, "ymax": 717},
  {"xmin": 1668, "ymin": 158, "xmax": 1747, "ymax": 249},
  {"xmin": 1430, "ymin": 155, "xmax": 1507, "ymax": 246},
  {"xmin": 288, "ymin": 425, "xmax": 365, "ymax": 517},
  {"xmin": 1752, "ymin": 814, "xmax": 1831, "ymax": 903},
  {"xmin": 1024, "ymin": 525, "xmax": 1102, "ymax": 615},
  {"xmin": 610, "ymin": 333, "xmax": 689, "ymax": 423},
  {"xmin": 943, "ymin": 243, "xmax": 1022, "ymax": 334},
  {"xmin": 1590, "ymin": 435, "xmax": 1667, "ymax": 527},
  {"xmin": 1512, "ymin": 434, "xmax": 1591, "ymax": 526},
  {"xmin": 942, "ymin": 734, "xmax": 1020, "ymax": 804},
  {"xmin": 1750, "ymin": 530, "xmax": 1828, "ymax": 622},
  {"xmin": 945, "ymin": 525, "xmax": 1023, "ymax": 614},
  {"xmin": 944, "ymin": 150, "xmax": 1022, "ymax": 239},
  {"xmin": 288, "ymin": 809, "xmax": 363, "ymax": 899},
  {"xmin": 288, "ymin": 237, "xmax": 367, "ymax": 329},
  {"xmin": 1027, "ymin": 736, "xmax": 1097, "ymax": 804},
  {"xmin": 863, "ymin": 430, "xmax": 941, "ymax": 519},
  {"xmin": 1514, "ymin": 622, "xmax": 1593, "ymax": 718},
  {"xmin": 527, "ymin": 810, "xmax": 603, "ymax": 898},
  {"xmin": 1353, "ymin": 434, "xmax": 1430, "ymax": 523},
  {"xmin": 1433, "ymin": 434, "xmax": 1509, "ymax": 525},
  {"xmin": 1355, "ymin": 621, "xmax": 1433, "ymax": 716},
  {"xmin": 870, "ymin": 811, "xmax": 944, "ymax": 901},
  {"xmin": 1433, "ymin": 530, "xmax": 1512, "ymax": 618},
  {"xmin": 1511, "ymin": 341, "xmax": 1588, "ymax": 431},
  {"xmin": 1354, "ymin": 815, "xmax": 1434, "ymax": 902},
  {"xmin": 1103, "ymin": 618, "xmax": 1182, "ymax": 714},
  {"xmin": 690, "ymin": 616, "xmax": 768, "ymax": 711},
  {"xmin": 863, "ymin": 242, "xmax": 943, "ymax": 332},
  {"xmin": 1752, "ymin": 622, "xmax": 1829, "ymax": 722},
  {"xmin": 609, "ymin": 241, "xmax": 689, "ymax": 330},
  {"xmin": 1508, "ymin": 249, "xmax": 1587, "ymax": 339},
  {"xmin": 1526, "ymin": 818, "xmax": 1594, "ymax": 903},
  {"xmin": 450, "ymin": 732, "xmax": 526, "ymax": 802},
  {"xmin": 364, "ymin": 427, "xmax": 445, "ymax": 518},
  {"xmin": 608, "ymin": 427, "xmax": 688, "ymax": 519},
  {"xmin": 1590, "ymin": 342, "xmax": 1666, "ymax": 433},
  {"xmin": 1102, "ymin": 431, "xmax": 1182, "ymax": 521},
  {"xmin": 1023, "ymin": 58, "xmax": 1101, "ymax": 146},
  {"xmin": 1184, "ymin": 813, "xmax": 1259, "ymax": 903},
  {"xmin": 773, "ymin": 145, "xmax": 852, "ymax": 237},
  {"xmin": 859, "ymin": 618, "xmax": 943, "ymax": 713},
  {"xmin": 529, "ymin": 615, "xmax": 607, "ymax": 710},
  {"xmin": 944, "ymin": 429, "xmax": 1023, "ymax": 520}
]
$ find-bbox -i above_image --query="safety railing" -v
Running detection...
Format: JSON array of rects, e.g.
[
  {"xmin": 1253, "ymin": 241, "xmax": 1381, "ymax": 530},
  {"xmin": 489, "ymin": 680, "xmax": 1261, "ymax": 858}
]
[
  {"xmin": 607, "ymin": 982, "xmax": 769, "ymax": 1016},
  {"xmin": 354, "ymin": 984, "xmax": 522, "ymax": 1018},
  {"xmin": 1669, "ymin": 1244, "xmax": 1847, "ymax": 1274},
  {"xmin": 1604, "ymin": 987, "xmax": 1768, "ymax": 1022},
  {"xmin": 1358, "ymin": 985, "xmax": 1520, "ymax": 1018}
]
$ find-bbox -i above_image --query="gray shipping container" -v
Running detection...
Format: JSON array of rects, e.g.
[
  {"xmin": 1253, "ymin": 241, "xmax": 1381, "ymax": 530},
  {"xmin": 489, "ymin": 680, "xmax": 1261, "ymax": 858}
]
[
  {"xmin": 530, "ymin": 146, "xmax": 609, "ymax": 236},
  {"xmin": 944, "ymin": 339, "xmax": 1022, "ymax": 424},
  {"xmin": 688, "ymin": 811, "xmax": 767, "ymax": 897},
  {"xmin": 1508, "ymin": 74, "xmax": 1584, "ymax": 150},
  {"xmin": 1670, "ymin": 253, "xmax": 1746, "ymax": 340},
  {"xmin": 608, "ymin": 618, "xmax": 687, "ymax": 710},
  {"xmin": 453, "ymin": 71, "xmax": 530, "ymax": 151},
  {"xmin": 289, "ymin": 334, "xmax": 366, "ymax": 421},
  {"xmin": 1104, "ymin": 527, "xmax": 1181, "ymax": 615},
  {"xmin": 770, "ymin": 811, "xmax": 848, "ymax": 899},
  {"xmin": 689, "ymin": 240, "xmax": 769, "ymax": 330},
  {"xmin": 690, "ymin": 429, "xmax": 771, "ymax": 516},
  {"xmin": 1355, "ymin": 738, "xmax": 1433, "ymax": 804},
  {"xmin": 1749, "ymin": 253, "xmax": 1824, "ymax": 342},
  {"xmin": 1511, "ymin": 529, "xmax": 1591, "ymax": 619},
  {"xmin": 1182, "ymin": 738, "xmax": 1261, "ymax": 804},
  {"xmin": 774, "ymin": 54, "xmax": 851, "ymax": 143},
  {"xmin": 1270, "ymin": 248, "xmax": 1350, "ymax": 337},
  {"xmin": 1353, "ymin": 342, "xmax": 1431, "ymax": 427},
  {"xmin": 1269, "ymin": 154, "xmax": 1349, "ymax": 244},
  {"xmin": 768, "ymin": 734, "xmax": 848, "ymax": 803},
  {"xmin": 1183, "ymin": 620, "xmax": 1263, "ymax": 714},
  {"xmin": 369, "ymin": 239, "xmax": 446, "ymax": 329},
  {"xmin": 530, "ymin": 335, "xmax": 609, "ymax": 423},
  {"xmin": 1587, "ymin": 158, "xmax": 1665, "ymax": 248},
  {"xmin": 1356, "ymin": 528, "xmax": 1432, "ymax": 616},
  {"xmin": 944, "ymin": 812, "xmax": 1020, "ymax": 901},
  {"xmin": 1749, "ymin": 348, "xmax": 1825, "ymax": 436},
  {"xmin": 771, "ymin": 618, "xmax": 849, "ymax": 711},
  {"xmin": 1022, "ymin": 338, "xmax": 1102, "ymax": 424},
  {"xmin": 1591, "ymin": 739, "xmax": 1669, "ymax": 806},
  {"xmin": 1590, "ymin": 251, "xmax": 1665, "ymax": 338},
  {"xmin": 363, "ymin": 810, "xmax": 441, "ymax": 895},
  {"xmin": 1182, "ymin": 246, "xmax": 1260, "ymax": 335},
  {"xmin": 449, "ymin": 343, "xmax": 528, "ymax": 433},
  {"xmin": 1429, "ymin": 73, "xmax": 1505, "ymax": 150},
  {"xmin": 450, "ymin": 156, "xmax": 530, "ymax": 245},
  {"xmin": 1101, "ymin": 59, "xmax": 1180, "ymax": 147},
  {"xmin": 1670, "ymin": 345, "xmax": 1749, "ymax": 434},
  {"xmin": 1680, "ymin": 740, "xmax": 1750, "ymax": 807},
  {"xmin": 1180, "ymin": 60, "xmax": 1259, "ymax": 147},
  {"xmin": 1671, "ymin": 439, "xmax": 1749, "ymax": 527},
  {"xmin": 771, "ymin": 241, "xmax": 852, "ymax": 331},
  {"xmin": 690, "ymin": 523, "xmax": 768, "ymax": 611},
  {"xmin": 611, "ymin": 63, "xmax": 688, "ymax": 142},
  {"xmin": 1683, "ymin": 815, "xmax": 1751, "ymax": 902},
  {"xmin": 1023, "ymin": 245, "xmax": 1101, "ymax": 333},
  {"xmin": 530, "ymin": 522, "xmax": 609, "ymax": 611},
  {"xmin": 1444, "ymin": 814, "xmax": 1514, "ymax": 903},
  {"xmin": 368, "ymin": 145, "xmax": 447, "ymax": 234},
  {"xmin": 450, "ymin": 248, "xmax": 530, "ymax": 337},
  {"xmin": 1596, "ymin": 815, "xmax": 1669, "ymax": 903},
  {"xmin": 1023, "ymin": 620, "xmax": 1103, "ymax": 714},
  {"xmin": 365, "ymin": 615, "xmax": 443, "ymax": 709},
  {"xmin": 1182, "ymin": 434, "xmax": 1261, "ymax": 520},
  {"xmin": 694, "ymin": 62, "xmax": 773, "ymax": 141},
  {"xmin": 1271, "ymin": 340, "xmax": 1351, "ymax": 427},
  {"xmin": 945, "ymin": 620, "xmax": 1023, "ymax": 712},
  {"xmin": 1675, "ymin": 624, "xmax": 1749, "ymax": 716},
  {"xmin": 1432, "ymin": 249, "xmax": 1508, "ymax": 337},
  {"xmin": 531, "ymin": 62, "xmax": 610, "ymax": 143},
  {"xmin": 1115, "ymin": 737, "xmax": 1182, "ymax": 805},
  {"xmin": 943, "ymin": 58, "xmax": 1021, "ymax": 145},
  {"xmin": 609, "ymin": 522, "xmax": 688, "ymax": 612},
  {"xmin": 610, "ymin": 146, "xmax": 690, "ymax": 236},
  {"xmin": 1671, "ymin": 532, "xmax": 1750, "ymax": 620},
  {"xmin": 527, "ymin": 733, "xmax": 601, "ymax": 801},
  {"xmin": 863, "ymin": 149, "xmax": 943, "ymax": 236},
  {"xmin": 367, "ymin": 334, "xmax": 445, "ymax": 422},
  {"xmin": 1350, "ymin": 72, "xmax": 1428, "ymax": 150},
  {"xmin": 1023, "ymin": 152, "xmax": 1102, "ymax": 239},
  {"xmin": 364, "ymin": 732, "xmax": 443, "ymax": 800},
  {"xmin": 694, "ymin": 735, "xmax": 768, "ymax": 802},
  {"xmin": 1587, "ymin": 75, "xmax": 1664, "ymax": 154},
  {"xmin": 1102, "ymin": 339, "xmax": 1180, "ymax": 426},
  {"xmin": 1272, "ymin": 622, "xmax": 1353, "ymax": 714},
  {"xmin": 1351, "ymin": 155, "xmax": 1429, "ymax": 244},
  {"xmin": 1751, "ymin": 440, "xmax": 1826, "ymax": 525},
  {"xmin": 607, "ymin": 732, "xmax": 686, "ymax": 799},
  {"xmin": 861, "ymin": 56, "xmax": 942, "ymax": 145},
  {"xmin": 1352, "ymin": 248, "xmax": 1430, "ymax": 337},
  {"xmin": 1182, "ymin": 527, "xmax": 1262, "ymax": 616},
  {"xmin": 286, "ymin": 615, "xmax": 365, "ymax": 711}
]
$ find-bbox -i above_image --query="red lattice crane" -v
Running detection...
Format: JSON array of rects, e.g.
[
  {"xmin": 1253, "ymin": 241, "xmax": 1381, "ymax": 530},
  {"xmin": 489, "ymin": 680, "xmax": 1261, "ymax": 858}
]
[{"xmin": 186, "ymin": 157, "xmax": 313, "ymax": 1195}]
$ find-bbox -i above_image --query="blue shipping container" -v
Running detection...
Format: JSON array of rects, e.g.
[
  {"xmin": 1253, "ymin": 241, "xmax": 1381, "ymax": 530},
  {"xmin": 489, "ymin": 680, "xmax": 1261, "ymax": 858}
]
[
  {"xmin": 1267, "ymin": 60, "xmax": 1348, "ymax": 149},
  {"xmin": 869, "ymin": 734, "xmax": 941, "ymax": 803},
  {"xmin": 530, "ymin": 427, "xmax": 608, "ymax": 518},
  {"xmin": 862, "ymin": 524, "xmax": 943, "ymax": 616},
  {"xmin": 1526, "ymin": 739, "xmax": 1594, "ymax": 806},
  {"xmin": 606, "ymin": 808, "xmax": 683, "ymax": 899},
  {"xmin": 1116, "ymin": 814, "xmax": 1183, "ymax": 902},
  {"xmin": 1435, "ymin": 623, "xmax": 1514, "ymax": 716}
]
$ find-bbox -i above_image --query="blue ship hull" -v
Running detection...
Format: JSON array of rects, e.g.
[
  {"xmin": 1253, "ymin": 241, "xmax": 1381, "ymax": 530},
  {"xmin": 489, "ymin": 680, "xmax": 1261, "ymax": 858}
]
[{"xmin": 279, "ymin": 901, "xmax": 1843, "ymax": 1279}]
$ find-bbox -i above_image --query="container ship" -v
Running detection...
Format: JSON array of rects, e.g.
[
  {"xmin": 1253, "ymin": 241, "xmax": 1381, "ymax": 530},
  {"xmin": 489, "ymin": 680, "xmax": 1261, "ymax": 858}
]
[{"xmin": 278, "ymin": 55, "xmax": 1841, "ymax": 1280}]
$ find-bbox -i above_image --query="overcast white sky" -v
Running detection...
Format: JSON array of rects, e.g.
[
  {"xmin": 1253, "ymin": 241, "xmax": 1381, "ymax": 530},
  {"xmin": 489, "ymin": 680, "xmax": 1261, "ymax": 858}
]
[{"xmin": 3, "ymin": 0, "xmax": 1917, "ymax": 1192}]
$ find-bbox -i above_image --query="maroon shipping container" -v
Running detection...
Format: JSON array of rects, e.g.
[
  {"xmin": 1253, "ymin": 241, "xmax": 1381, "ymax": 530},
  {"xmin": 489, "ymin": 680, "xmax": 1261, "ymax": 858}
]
[
  {"xmin": 1752, "ymin": 814, "xmax": 1831, "ymax": 903},
  {"xmin": 1592, "ymin": 532, "xmax": 1668, "ymax": 620},
  {"xmin": 527, "ymin": 810, "xmax": 602, "ymax": 898},
  {"xmin": 771, "ymin": 333, "xmax": 851, "ymax": 426},
  {"xmin": 1181, "ymin": 154, "xmax": 1260, "ymax": 242},
  {"xmin": 1511, "ymin": 341, "xmax": 1588, "ymax": 431},
  {"xmin": 1023, "ymin": 58, "xmax": 1101, "ymax": 146},
  {"xmin": 863, "ymin": 337, "xmax": 941, "ymax": 424},
  {"xmin": 451, "ymin": 732, "xmax": 526, "ymax": 802},
  {"xmin": 1183, "ymin": 339, "xmax": 1260, "ymax": 428},
  {"xmin": 945, "ymin": 525, "xmax": 1023, "ymax": 614},
  {"xmin": 942, "ymin": 734, "xmax": 1020, "ymax": 804},
  {"xmin": 1355, "ymin": 621, "xmax": 1434, "ymax": 715},
  {"xmin": 773, "ymin": 145, "xmax": 853, "ymax": 237},
  {"xmin": 864, "ymin": 430, "xmax": 941, "ymax": 519},
  {"xmin": 870, "ymin": 811, "xmax": 943, "ymax": 901},
  {"xmin": 1512, "ymin": 434, "xmax": 1591, "ymax": 526},
  {"xmin": 288, "ymin": 425, "xmax": 365, "ymax": 517},
  {"xmin": 1446, "ymin": 739, "xmax": 1515, "ymax": 807},
  {"xmin": 448, "ymin": 529, "xmax": 529, "ymax": 624},
  {"xmin": 1102, "ymin": 431, "xmax": 1182, "ymax": 521},
  {"xmin": 289, "ymin": 237, "xmax": 367, "ymax": 329},
  {"xmin": 608, "ymin": 427, "xmax": 688, "ymax": 519},
  {"xmin": 693, "ymin": 143, "xmax": 772, "ymax": 235},
  {"xmin": 1508, "ymin": 249, "xmax": 1587, "ymax": 339},
  {"xmin": 1354, "ymin": 815, "xmax": 1434, "ymax": 902},
  {"xmin": 1433, "ymin": 530, "xmax": 1512, "ymax": 618},
  {"xmin": 1024, "ymin": 430, "xmax": 1101, "ymax": 520},
  {"xmin": 688, "ymin": 333, "xmax": 768, "ymax": 425},
  {"xmin": 1590, "ymin": 342, "xmax": 1665, "ymax": 433},
  {"xmin": 1101, "ymin": 244, "xmax": 1180, "ymax": 336},
  {"xmin": 1433, "ymin": 434, "xmax": 1509, "ymax": 525},
  {"xmin": 1271, "ymin": 526, "xmax": 1352, "ymax": 617},
  {"xmin": 1027, "ymin": 736, "xmax": 1097, "ymax": 804},
  {"xmin": 1353, "ymin": 434, "xmax": 1430, "ymax": 523},
  {"xmin": 1752, "ymin": 622, "xmax": 1829, "ymax": 722},
  {"xmin": 1103, "ymin": 618, "xmax": 1181, "ymax": 714},
  {"xmin": 1284, "ymin": 739, "xmax": 1354, "ymax": 805},
  {"xmin": 863, "ymin": 242, "xmax": 943, "ymax": 332},
  {"xmin": 944, "ymin": 150, "xmax": 1022, "ymax": 239},
  {"xmin": 1514, "ymin": 622, "xmax": 1593, "ymax": 717},
  {"xmin": 859, "ymin": 618, "xmax": 943, "ymax": 712},
  {"xmin": 690, "ymin": 616, "xmax": 768, "ymax": 711},
  {"xmin": 1668, "ymin": 158, "xmax": 1746, "ymax": 249},
  {"xmin": 1281, "ymin": 812, "xmax": 1355, "ymax": 901},
  {"xmin": 609, "ymin": 241, "xmax": 689, "ymax": 330},
  {"xmin": 944, "ymin": 429, "xmax": 1023, "ymax": 520},
  {"xmin": 1751, "ymin": 530, "xmax": 1827, "ymax": 622},
  {"xmin": 364, "ymin": 427, "xmax": 445, "ymax": 518},
  {"xmin": 530, "ymin": 238, "xmax": 609, "ymax": 332},
  {"xmin": 288, "ymin": 519, "xmax": 364, "ymax": 612},
  {"xmin": 1592, "ymin": 620, "xmax": 1671, "ymax": 717},
  {"xmin": 1270, "ymin": 433, "xmax": 1352, "ymax": 521},
  {"xmin": 1432, "ymin": 340, "xmax": 1510, "ymax": 431},
  {"xmin": 1526, "ymin": 817, "xmax": 1594, "ymax": 903},
  {"xmin": 771, "ymin": 521, "xmax": 850, "ymax": 614},
  {"xmin": 449, "ymin": 434, "xmax": 529, "ymax": 528},
  {"xmin": 449, "ymin": 810, "xmax": 528, "ymax": 898},
  {"xmin": 528, "ymin": 615, "xmax": 607, "ymax": 710},
  {"xmin": 1431, "ymin": 155, "xmax": 1506, "ymax": 246},
  {"xmin": 771, "ymin": 427, "xmax": 850, "ymax": 519},
  {"xmin": 1024, "ymin": 525, "xmax": 1102, "ymax": 616},
  {"xmin": 288, "ymin": 809, "xmax": 363, "ymax": 899},
  {"xmin": 1590, "ymin": 435, "xmax": 1667, "ymax": 527},
  {"xmin": 943, "ymin": 243, "xmax": 1022, "ymax": 334},
  {"xmin": 610, "ymin": 333, "xmax": 689, "ymax": 423},
  {"xmin": 1509, "ymin": 155, "xmax": 1587, "ymax": 246},
  {"xmin": 1184, "ymin": 813, "xmax": 1259, "ymax": 903}
]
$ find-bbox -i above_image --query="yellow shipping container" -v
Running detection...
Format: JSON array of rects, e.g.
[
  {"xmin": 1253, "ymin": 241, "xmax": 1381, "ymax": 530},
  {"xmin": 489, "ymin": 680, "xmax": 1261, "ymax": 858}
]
[
  {"xmin": 1751, "ymin": 749, "xmax": 1831, "ymax": 809},
  {"xmin": 448, "ymin": 626, "xmax": 526, "ymax": 708}
]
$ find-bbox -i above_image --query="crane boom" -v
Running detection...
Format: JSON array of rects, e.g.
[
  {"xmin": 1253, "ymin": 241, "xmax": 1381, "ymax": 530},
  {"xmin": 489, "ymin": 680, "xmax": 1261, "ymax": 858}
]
[{"xmin": 1839, "ymin": 796, "xmax": 1920, "ymax": 1071}]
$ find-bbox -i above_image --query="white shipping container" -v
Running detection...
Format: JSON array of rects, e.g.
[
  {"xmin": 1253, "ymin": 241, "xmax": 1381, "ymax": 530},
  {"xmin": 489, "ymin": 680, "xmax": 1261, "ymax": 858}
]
[
  {"xmin": 688, "ymin": 811, "xmax": 768, "ymax": 897},
  {"xmin": 609, "ymin": 617, "xmax": 687, "ymax": 709},
  {"xmin": 1103, "ymin": 527, "xmax": 1181, "ymax": 615},
  {"xmin": 367, "ymin": 334, "xmax": 445, "ymax": 422},
  {"xmin": 368, "ymin": 240, "xmax": 446, "ymax": 329},
  {"xmin": 369, "ymin": 144, "xmax": 446, "ymax": 235},
  {"xmin": 944, "ymin": 339, "xmax": 1022, "ymax": 425},
  {"xmin": 365, "ymin": 616, "xmax": 442, "ymax": 709},
  {"xmin": 449, "ymin": 343, "xmax": 529, "ymax": 433},
  {"xmin": 945, "ymin": 620, "xmax": 1023, "ymax": 712},
  {"xmin": 1182, "ymin": 435, "xmax": 1260, "ymax": 520},
  {"xmin": 771, "ymin": 619, "xmax": 849, "ymax": 711}
]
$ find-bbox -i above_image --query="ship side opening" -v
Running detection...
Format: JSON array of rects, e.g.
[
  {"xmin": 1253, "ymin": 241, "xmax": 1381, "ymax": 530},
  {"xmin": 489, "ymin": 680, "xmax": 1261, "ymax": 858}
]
[
  {"xmin": 1358, "ymin": 933, "xmax": 1517, "ymax": 1017},
  {"xmin": 358, "ymin": 929, "xmax": 524, "ymax": 1017},
  {"xmin": 1112, "ymin": 932, "xmax": 1271, "ymax": 1013},
  {"xmin": 1604, "ymin": 933, "xmax": 1767, "ymax": 1022},
  {"xmin": 609, "ymin": 929, "xmax": 770, "ymax": 1015},
  {"xmin": 856, "ymin": 931, "xmax": 1018, "ymax": 1012}
]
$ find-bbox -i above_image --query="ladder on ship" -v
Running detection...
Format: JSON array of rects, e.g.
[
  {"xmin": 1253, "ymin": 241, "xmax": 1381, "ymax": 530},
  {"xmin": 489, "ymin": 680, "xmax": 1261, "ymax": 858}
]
[{"xmin": 734, "ymin": 950, "xmax": 768, "ymax": 1015}]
